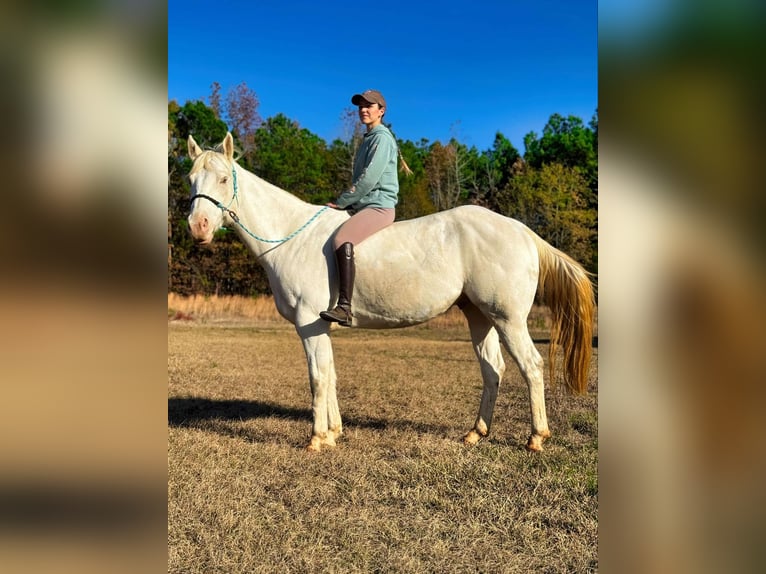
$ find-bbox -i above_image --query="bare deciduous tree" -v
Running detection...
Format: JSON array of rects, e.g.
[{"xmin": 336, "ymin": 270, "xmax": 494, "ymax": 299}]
[
  {"xmin": 225, "ymin": 82, "xmax": 262, "ymax": 157},
  {"xmin": 426, "ymin": 140, "xmax": 470, "ymax": 211},
  {"xmin": 208, "ymin": 81, "xmax": 222, "ymax": 118},
  {"xmin": 337, "ymin": 107, "xmax": 365, "ymax": 184}
]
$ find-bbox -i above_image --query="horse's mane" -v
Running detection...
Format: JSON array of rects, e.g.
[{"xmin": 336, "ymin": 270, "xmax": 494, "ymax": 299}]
[
  {"xmin": 189, "ymin": 148, "xmax": 237, "ymax": 177},
  {"xmin": 188, "ymin": 147, "xmax": 304, "ymax": 206},
  {"xmin": 213, "ymin": 139, "xmax": 243, "ymax": 160}
]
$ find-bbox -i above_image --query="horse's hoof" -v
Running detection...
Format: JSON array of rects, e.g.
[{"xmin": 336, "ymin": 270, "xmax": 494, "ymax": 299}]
[
  {"xmin": 322, "ymin": 435, "xmax": 337, "ymax": 448},
  {"xmin": 305, "ymin": 436, "xmax": 322, "ymax": 453},
  {"xmin": 330, "ymin": 427, "xmax": 343, "ymax": 441},
  {"xmin": 525, "ymin": 431, "xmax": 551, "ymax": 452},
  {"xmin": 463, "ymin": 430, "xmax": 483, "ymax": 446}
]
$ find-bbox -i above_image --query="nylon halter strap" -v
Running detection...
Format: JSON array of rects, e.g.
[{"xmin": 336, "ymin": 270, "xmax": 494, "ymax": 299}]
[{"xmin": 190, "ymin": 167, "xmax": 240, "ymax": 222}]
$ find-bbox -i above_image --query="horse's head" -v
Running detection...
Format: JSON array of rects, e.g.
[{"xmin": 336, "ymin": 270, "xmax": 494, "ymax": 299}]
[{"xmin": 186, "ymin": 132, "xmax": 237, "ymax": 245}]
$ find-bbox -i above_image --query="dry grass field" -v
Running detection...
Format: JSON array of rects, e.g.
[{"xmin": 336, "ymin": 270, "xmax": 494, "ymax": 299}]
[{"xmin": 168, "ymin": 296, "xmax": 598, "ymax": 573}]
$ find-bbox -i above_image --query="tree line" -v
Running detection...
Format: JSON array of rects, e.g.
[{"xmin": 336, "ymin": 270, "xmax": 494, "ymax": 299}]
[{"xmin": 168, "ymin": 82, "xmax": 597, "ymax": 296}]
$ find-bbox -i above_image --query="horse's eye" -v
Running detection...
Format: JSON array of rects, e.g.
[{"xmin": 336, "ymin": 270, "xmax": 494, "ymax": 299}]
[{"xmin": 220, "ymin": 176, "xmax": 229, "ymax": 184}]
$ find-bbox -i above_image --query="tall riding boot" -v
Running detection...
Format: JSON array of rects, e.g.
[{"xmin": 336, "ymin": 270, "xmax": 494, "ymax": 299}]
[{"xmin": 320, "ymin": 242, "xmax": 355, "ymax": 327}]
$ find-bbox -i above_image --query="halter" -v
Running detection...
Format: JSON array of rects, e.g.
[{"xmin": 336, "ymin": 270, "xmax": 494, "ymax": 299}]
[{"xmin": 190, "ymin": 166, "xmax": 329, "ymax": 244}]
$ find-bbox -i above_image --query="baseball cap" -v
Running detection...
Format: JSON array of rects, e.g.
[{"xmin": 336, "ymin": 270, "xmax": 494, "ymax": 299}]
[{"xmin": 351, "ymin": 89, "xmax": 386, "ymax": 107}]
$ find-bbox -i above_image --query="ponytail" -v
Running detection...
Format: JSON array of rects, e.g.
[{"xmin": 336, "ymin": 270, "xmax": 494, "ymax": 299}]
[
  {"xmin": 387, "ymin": 127, "xmax": 413, "ymax": 176},
  {"xmin": 398, "ymin": 148, "xmax": 414, "ymax": 176}
]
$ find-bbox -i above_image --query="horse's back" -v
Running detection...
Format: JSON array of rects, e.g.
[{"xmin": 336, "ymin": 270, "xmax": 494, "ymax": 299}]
[
  {"xmin": 358, "ymin": 205, "xmax": 536, "ymax": 271},
  {"xmin": 351, "ymin": 205, "xmax": 540, "ymax": 326}
]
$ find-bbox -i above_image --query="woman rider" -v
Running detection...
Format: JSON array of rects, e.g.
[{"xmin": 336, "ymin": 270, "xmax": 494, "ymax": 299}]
[{"xmin": 320, "ymin": 89, "xmax": 409, "ymax": 326}]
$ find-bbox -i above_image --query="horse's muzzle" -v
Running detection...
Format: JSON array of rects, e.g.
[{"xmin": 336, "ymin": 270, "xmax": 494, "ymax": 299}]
[{"xmin": 188, "ymin": 213, "xmax": 214, "ymax": 245}]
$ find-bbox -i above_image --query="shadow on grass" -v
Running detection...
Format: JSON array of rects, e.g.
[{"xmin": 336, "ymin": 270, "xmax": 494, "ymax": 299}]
[
  {"xmin": 168, "ymin": 397, "xmax": 454, "ymax": 439},
  {"xmin": 168, "ymin": 397, "xmax": 310, "ymax": 427}
]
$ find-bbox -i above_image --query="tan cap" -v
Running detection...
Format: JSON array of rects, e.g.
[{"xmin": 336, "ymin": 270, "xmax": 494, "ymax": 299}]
[{"xmin": 351, "ymin": 89, "xmax": 386, "ymax": 108}]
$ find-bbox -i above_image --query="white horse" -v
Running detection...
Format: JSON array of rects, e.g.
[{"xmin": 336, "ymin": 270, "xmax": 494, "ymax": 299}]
[{"xmin": 186, "ymin": 132, "xmax": 595, "ymax": 452}]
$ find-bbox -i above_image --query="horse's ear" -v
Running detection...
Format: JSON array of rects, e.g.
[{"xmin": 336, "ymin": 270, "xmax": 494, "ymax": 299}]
[
  {"xmin": 222, "ymin": 132, "xmax": 234, "ymax": 161},
  {"xmin": 187, "ymin": 135, "xmax": 203, "ymax": 160}
]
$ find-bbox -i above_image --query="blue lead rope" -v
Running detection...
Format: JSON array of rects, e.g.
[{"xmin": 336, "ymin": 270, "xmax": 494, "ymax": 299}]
[{"xmin": 229, "ymin": 205, "xmax": 329, "ymax": 244}]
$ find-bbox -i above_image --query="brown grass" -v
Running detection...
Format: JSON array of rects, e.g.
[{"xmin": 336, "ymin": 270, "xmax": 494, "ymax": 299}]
[
  {"xmin": 167, "ymin": 293, "xmax": 286, "ymax": 324},
  {"xmin": 168, "ymin": 312, "xmax": 598, "ymax": 573},
  {"xmin": 167, "ymin": 293, "xmax": 556, "ymax": 334}
]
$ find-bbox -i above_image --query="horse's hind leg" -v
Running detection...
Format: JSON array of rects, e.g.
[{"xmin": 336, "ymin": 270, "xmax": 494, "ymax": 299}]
[
  {"xmin": 493, "ymin": 317, "xmax": 550, "ymax": 451},
  {"xmin": 461, "ymin": 302, "xmax": 506, "ymax": 445}
]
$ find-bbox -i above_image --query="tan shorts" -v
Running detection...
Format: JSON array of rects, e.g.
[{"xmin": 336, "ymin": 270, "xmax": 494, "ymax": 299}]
[{"xmin": 334, "ymin": 207, "xmax": 395, "ymax": 249}]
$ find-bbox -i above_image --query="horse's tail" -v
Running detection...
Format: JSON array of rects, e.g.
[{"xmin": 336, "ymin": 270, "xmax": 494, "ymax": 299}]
[{"xmin": 526, "ymin": 229, "xmax": 596, "ymax": 395}]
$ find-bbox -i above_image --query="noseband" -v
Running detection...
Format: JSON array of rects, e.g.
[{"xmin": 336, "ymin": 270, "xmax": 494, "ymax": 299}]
[{"xmin": 190, "ymin": 192, "xmax": 240, "ymax": 223}]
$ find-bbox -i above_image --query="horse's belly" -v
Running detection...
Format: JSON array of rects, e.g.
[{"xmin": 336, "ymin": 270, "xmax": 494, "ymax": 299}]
[
  {"xmin": 353, "ymin": 274, "xmax": 461, "ymax": 328},
  {"xmin": 352, "ymin": 304, "xmax": 454, "ymax": 329}
]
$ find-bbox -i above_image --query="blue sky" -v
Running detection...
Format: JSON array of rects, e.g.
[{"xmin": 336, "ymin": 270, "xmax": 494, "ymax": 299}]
[{"xmin": 168, "ymin": 0, "xmax": 597, "ymax": 152}]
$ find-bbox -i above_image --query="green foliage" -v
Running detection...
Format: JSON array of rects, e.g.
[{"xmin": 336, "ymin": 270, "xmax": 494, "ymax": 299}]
[
  {"xmin": 487, "ymin": 132, "xmax": 521, "ymax": 191},
  {"xmin": 469, "ymin": 132, "xmax": 522, "ymax": 210},
  {"xmin": 497, "ymin": 162, "xmax": 597, "ymax": 272},
  {"xmin": 251, "ymin": 113, "xmax": 335, "ymax": 203},
  {"xmin": 524, "ymin": 112, "xmax": 598, "ymax": 196},
  {"xmin": 169, "ymin": 99, "xmax": 228, "ymax": 147},
  {"xmin": 396, "ymin": 139, "xmax": 436, "ymax": 220},
  {"xmin": 517, "ymin": 113, "xmax": 598, "ymax": 275}
]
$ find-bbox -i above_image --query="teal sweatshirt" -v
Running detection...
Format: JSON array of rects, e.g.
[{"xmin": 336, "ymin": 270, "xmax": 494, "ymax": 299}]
[{"xmin": 335, "ymin": 124, "xmax": 399, "ymax": 211}]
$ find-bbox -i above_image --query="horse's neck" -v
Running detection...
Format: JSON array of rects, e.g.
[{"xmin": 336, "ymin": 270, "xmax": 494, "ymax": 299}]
[{"xmin": 232, "ymin": 165, "xmax": 319, "ymax": 253}]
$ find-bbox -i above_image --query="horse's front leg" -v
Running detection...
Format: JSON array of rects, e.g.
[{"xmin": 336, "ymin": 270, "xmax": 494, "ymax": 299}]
[
  {"xmin": 296, "ymin": 321, "xmax": 342, "ymax": 452},
  {"xmin": 326, "ymin": 351, "xmax": 342, "ymax": 442}
]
